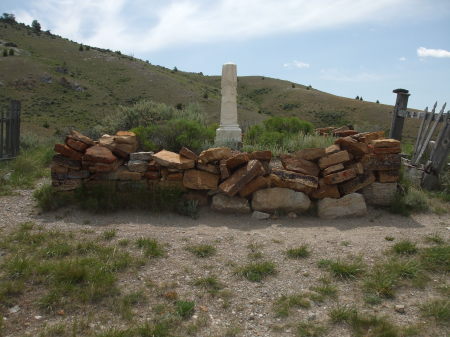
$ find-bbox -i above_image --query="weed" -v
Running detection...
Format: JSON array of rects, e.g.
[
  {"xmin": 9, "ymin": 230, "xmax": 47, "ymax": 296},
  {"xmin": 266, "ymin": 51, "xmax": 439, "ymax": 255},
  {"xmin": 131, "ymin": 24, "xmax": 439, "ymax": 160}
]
[
  {"xmin": 102, "ymin": 229, "xmax": 117, "ymax": 241},
  {"xmin": 364, "ymin": 258, "xmax": 423, "ymax": 299},
  {"xmin": 424, "ymin": 233, "xmax": 445, "ymax": 245},
  {"xmin": 118, "ymin": 239, "xmax": 130, "ymax": 247},
  {"xmin": 274, "ymin": 293, "xmax": 311, "ymax": 317},
  {"xmin": 296, "ymin": 321, "xmax": 326, "ymax": 337},
  {"xmin": 318, "ymin": 258, "xmax": 365, "ymax": 280},
  {"xmin": 421, "ymin": 299, "xmax": 450, "ymax": 324},
  {"xmin": 286, "ymin": 245, "xmax": 310, "ymax": 259},
  {"xmin": 310, "ymin": 278, "xmax": 338, "ymax": 301},
  {"xmin": 186, "ymin": 244, "xmax": 216, "ymax": 258},
  {"xmin": 136, "ymin": 238, "xmax": 165, "ymax": 258},
  {"xmin": 392, "ymin": 240, "xmax": 418, "ymax": 255},
  {"xmin": 420, "ymin": 245, "xmax": 450, "ymax": 272},
  {"xmin": 33, "ymin": 184, "xmax": 74, "ymax": 211},
  {"xmin": 176, "ymin": 200, "xmax": 199, "ymax": 219},
  {"xmin": 385, "ymin": 236, "xmax": 395, "ymax": 241},
  {"xmin": 193, "ymin": 276, "xmax": 224, "ymax": 296},
  {"xmin": 116, "ymin": 290, "xmax": 146, "ymax": 320},
  {"xmin": 329, "ymin": 305, "xmax": 358, "ymax": 323},
  {"xmin": 235, "ymin": 261, "xmax": 277, "ymax": 282},
  {"xmin": 175, "ymin": 300, "xmax": 195, "ymax": 319}
]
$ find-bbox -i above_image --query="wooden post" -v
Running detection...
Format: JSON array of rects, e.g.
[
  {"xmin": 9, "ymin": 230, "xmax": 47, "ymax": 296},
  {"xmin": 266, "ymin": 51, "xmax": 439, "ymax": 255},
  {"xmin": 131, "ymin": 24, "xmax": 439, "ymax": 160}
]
[
  {"xmin": 422, "ymin": 111, "xmax": 450, "ymax": 190},
  {"xmin": 389, "ymin": 88, "xmax": 410, "ymax": 140},
  {"xmin": 10, "ymin": 100, "xmax": 21, "ymax": 157}
]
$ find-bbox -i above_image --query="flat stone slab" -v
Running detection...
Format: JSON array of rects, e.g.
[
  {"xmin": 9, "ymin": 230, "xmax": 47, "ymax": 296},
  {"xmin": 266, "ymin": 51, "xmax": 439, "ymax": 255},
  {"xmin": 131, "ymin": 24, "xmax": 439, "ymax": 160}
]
[
  {"xmin": 252, "ymin": 187, "xmax": 311, "ymax": 213},
  {"xmin": 153, "ymin": 150, "xmax": 195, "ymax": 170},
  {"xmin": 130, "ymin": 152, "xmax": 154, "ymax": 162},
  {"xmin": 211, "ymin": 194, "xmax": 251, "ymax": 214},
  {"xmin": 318, "ymin": 193, "xmax": 367, "ymax": 219},
  {"xmin": 362, "ymin": 182, "xmax": 397, "ymax": 206}
]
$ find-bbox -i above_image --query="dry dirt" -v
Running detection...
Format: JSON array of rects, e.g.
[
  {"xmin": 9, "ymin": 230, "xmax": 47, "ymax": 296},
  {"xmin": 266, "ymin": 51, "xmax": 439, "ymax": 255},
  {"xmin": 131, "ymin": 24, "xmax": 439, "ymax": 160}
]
[{"xmin": 0, "ymin": 186, "xmax": 449, "ymax": 337}]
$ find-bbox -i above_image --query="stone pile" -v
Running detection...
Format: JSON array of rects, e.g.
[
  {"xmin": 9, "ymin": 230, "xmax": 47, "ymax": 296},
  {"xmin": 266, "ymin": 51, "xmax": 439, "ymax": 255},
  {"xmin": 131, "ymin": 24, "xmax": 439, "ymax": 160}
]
[{"xmin": 50, "ymin": 129, "xmax": 402, "ymax": 219}]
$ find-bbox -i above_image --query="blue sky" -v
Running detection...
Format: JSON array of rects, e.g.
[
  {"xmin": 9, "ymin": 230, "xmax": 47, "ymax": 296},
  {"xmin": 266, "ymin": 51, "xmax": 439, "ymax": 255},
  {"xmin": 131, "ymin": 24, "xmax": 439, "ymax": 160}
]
[{"xmin": 2, "ymin": 0, "xmax": 450, "ymax": 109}]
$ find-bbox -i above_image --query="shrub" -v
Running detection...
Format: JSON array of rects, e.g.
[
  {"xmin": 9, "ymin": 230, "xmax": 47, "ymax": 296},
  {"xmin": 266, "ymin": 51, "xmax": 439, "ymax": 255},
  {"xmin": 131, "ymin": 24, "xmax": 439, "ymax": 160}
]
[
  {"xmin": 421, "ymin": 299, "xmax": 450, "ymax": 324},
  {"xmin": 392, "ymin": 240, "xmax": 418, "ymax": 255},
  {"xmin": 318, "ymin": 258, "xmax": 365, "ymax": 279},
  {"xmin": 33, "ymin": 184, "xmax": 74, "ymax": 211},
  {"xmin": 286, "ymin": 245, "xmax": 310, "ymax": 259},
  {"xmin": 186, "ymin": 244, "xmax": 216, "ymax": 258},
  {"xmin": 31, "ymin": 19, "xmax": 41, "ymax": 32},
  {"xmin": 136, "ymin": 238, "xmax": 165, "ymax": 258},
  {"xmin": 8, "ymin": 48, "xmax": 13, "ymax": 56},
  {"xmin": 2, "ymin": 49, "xmax": 7, "ymax": 57},
  {"xmin": 175, "ymin": 300, "xmax": 195, "ymax": 319},
  {"xmin": 235, "ymin": 261, "xmax": 277, "ymax": 282}
]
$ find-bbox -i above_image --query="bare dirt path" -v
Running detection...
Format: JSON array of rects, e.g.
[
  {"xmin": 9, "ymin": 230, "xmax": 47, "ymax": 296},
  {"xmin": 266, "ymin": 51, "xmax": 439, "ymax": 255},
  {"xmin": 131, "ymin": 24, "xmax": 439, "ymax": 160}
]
[{"xmin": 0, "ymin": 187, "xmax": 449, "ymax": 337}]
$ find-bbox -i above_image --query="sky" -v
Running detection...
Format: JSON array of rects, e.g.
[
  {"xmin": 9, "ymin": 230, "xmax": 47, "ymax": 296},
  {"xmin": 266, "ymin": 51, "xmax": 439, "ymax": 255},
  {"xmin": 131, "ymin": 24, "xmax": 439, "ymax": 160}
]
[{"xmin": 2, "ymin": 0, "xmax": 450, "ymax": 110}]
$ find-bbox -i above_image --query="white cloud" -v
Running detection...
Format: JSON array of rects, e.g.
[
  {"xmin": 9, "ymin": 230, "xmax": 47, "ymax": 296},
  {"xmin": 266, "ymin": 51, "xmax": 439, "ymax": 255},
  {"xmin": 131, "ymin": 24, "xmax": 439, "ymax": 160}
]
[
  {"xmin": 399, "ymin": 56, "xmax": 406, "ymax": 61},
  {"xmin": 320, "ymin": 68, "xmax": 384, "ymax": 82},
  {"xmin": 13, "ymin": 0, "xmax": 415, "ymax": 54},
  {"xmin": 283, "ymin": 60, "xmax": 310, "ymax": 69},
  {"xmin": 417, "ymin": 47, "xmax": 450, "ymax": 58}
]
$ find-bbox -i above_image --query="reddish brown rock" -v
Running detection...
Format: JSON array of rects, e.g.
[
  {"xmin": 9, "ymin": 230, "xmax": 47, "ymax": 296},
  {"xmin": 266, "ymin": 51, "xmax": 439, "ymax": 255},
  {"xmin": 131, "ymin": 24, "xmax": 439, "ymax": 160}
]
[
  {"xmin": 339, "ymin": 172, "xmax": 375, "ymax": 195},
  {"xmin": 323, "ymin": 168, "xmax": 357, "ymax": 184},
  {"xmin": 153, "ymin": 150, "xmax": 195, "ymax": 169},
  {"xmin": 66, "ymin": 137, "xmax": 91, "ymax": 152},
  {"xmin": 248, "ymin": 150, "xmax": 272, "ymax": 161},
  {"xmin": 376, "ymin": 170, "xmax": 400, "ymax": 183},
  {"xmin": 318, "ymin": 150, "xmax": 351, "ymax": 169},
  {"xmin": 167, "ymin": 172, "xmax": 183, "ymax": 181},
  {"xmin": 371, "ymin": 138, "xmax": 400, "ymax": 148},
  {"xmin": 51, "ymin": 163, "xmax": 69, "ymax": 174},
  {"xmin": 180, "ymin": 147, "xmax": 198, "ymax": 160},
  {"xmin": 183, "ymin": 169, "xmax": 220, "ymax": 190},
  {"xmin": 239, "ymin": 176, "xmax": 270, "ymax": 198},
  {"xmin": 69, "ymin": 130, "xmax": 95, "ymax": 146},
  {"xmin": 54, "ymin": 144, "xmax": 83, "ymax": 161},
  {"xmin": 280, "ymin": 155, "xmax": 319, "ymax": 176},
  {"xmin": 373, "ymin": 147, "xmax": 401, "ymax": 154},
  {"xmin": 322, "ymin": 163, "xmax": 344, "ymax": 176},
  {"xmin": 355, "ymin": 131, "xmax": 385, "ymax": 144},
  {"xmin": 270, "ymin": 169, "xmax": 318, "ymax": 194},
  {"xmin": 147, "ymin": 160, "xmax": 160, "ymax": 171},
  {"xmin": 220, "ymin": 160, "xmax": 230, "ymax": 180},
  {"xmin": 335, "ymin": 136, "xmax": 369, "ymax": 157},
  {"xmin": 83, "ymin": 145, "xmax": 117, "ymax": 164},
  {"xmin": 197, "ymin": 162, "xmax": 220, "ymax": 175},
  {"xmin": 87, "ymin": 161, "xmax": 121, "ymax": 173},
  {"xmin": 311, "ymin": 178, "xmax": 341, "ymax": 199},
  {"xmin": 144, "ymin": 171, "xmax": 161, "ymax": 180},
  {"xmin": 52, "ymin": 155, "xmax": 82, "ymax": 170},
  {"xmin": 345, "ymin": 162, "xmax": 364, "ymax": 175},
  {"xmin": 219, "ymin": 160, "xmax": 263, "ymax": 196},
  {"xmin": 198, "ymin": 147, "xmax": 232, "ymax": 164},
  {"xmin": 294, "ymin": 148, "xmax": 326, "ymax": 161},
  {"xmin": 116, "ymin": 167, "xmax": 142, "ymax": 181},
  {"xmin": 325, "ymin": 144, "xmax": 340, "ymax": 155},
  {"xmin": 226, "ymin": 153, "xmax": 250, "ymax": 170},
  {"xmin": 334, "ymin": 130, "xmax": 359, "ymax": 137},
  {"xmin": 362, "ymin": 154, "xmax": 401, "ymax": 171}
]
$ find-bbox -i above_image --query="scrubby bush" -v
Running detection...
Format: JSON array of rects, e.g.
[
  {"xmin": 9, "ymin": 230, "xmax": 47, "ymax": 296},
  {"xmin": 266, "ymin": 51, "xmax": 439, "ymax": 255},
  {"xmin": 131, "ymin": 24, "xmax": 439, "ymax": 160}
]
[{"xmin": 243, "ymin": 116, "xmax": 319, "ymax": 154}]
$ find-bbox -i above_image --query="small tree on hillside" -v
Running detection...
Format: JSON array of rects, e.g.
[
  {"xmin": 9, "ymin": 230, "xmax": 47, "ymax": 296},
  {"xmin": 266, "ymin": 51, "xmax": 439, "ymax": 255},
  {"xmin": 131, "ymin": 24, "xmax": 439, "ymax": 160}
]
[
  {"xmin": 2, "ymin": 49, "xmax": 7, "ymax": 57},
  {"xmin": 360, "ymin": 97, "xmax": 363, "ymax": 101},
  {"xmin": 79, "ymin": 45, "xmax": 84, "ymax": 51},
  {"xmin": 376, "ymin": 100, "xmax": 380, "ymax": 104},
  {"xmin": 31, "ymin": 19, "xmax": 41, "ymax": 33},
  {"xmin": 1, "ymin": 13, "xmax": 16, "ymax": 24},
  {"xmin": 355, "ymin": 96, "xmax": 359, "ymax": 100},
  {"xmin": 8, "ymin": 48, "xmax": 14, "ymax": 56}
]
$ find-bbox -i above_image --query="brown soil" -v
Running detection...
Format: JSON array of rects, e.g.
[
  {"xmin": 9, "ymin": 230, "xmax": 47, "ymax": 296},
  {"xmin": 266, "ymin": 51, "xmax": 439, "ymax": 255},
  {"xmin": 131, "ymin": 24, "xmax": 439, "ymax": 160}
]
[{"xmin": 0, "ymin": 186, "xmax": 448, "ymax": 337}]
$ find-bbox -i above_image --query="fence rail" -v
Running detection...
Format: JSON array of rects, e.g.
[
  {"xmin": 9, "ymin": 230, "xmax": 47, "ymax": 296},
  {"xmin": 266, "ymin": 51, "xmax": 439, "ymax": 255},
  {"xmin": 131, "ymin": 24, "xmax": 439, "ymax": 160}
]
[{"xmin": 0, "ymin": 100, "xmax": 21, "ymax": 160}]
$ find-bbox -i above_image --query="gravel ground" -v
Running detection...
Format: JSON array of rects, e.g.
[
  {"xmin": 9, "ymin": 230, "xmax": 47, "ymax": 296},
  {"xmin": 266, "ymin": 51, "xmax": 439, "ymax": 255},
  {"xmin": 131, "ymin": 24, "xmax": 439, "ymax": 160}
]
[{"xmin": 0, "ymin": 187, "xmax": 449, "ymax": 337}]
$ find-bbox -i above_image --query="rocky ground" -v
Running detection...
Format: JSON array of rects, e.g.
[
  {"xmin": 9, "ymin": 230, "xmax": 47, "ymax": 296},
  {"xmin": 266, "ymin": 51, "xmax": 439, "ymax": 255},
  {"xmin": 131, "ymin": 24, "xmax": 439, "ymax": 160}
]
[{"xmin": 0, "ymin": 185, "xmax": 449, "ymax": 337}]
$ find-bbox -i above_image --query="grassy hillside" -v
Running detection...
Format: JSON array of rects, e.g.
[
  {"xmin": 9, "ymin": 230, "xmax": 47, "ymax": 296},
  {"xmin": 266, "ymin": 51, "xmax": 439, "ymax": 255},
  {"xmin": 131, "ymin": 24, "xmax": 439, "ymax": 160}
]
[{"xmin": 0, "ymin": 21, "xmax": 421, "ymax": 141}]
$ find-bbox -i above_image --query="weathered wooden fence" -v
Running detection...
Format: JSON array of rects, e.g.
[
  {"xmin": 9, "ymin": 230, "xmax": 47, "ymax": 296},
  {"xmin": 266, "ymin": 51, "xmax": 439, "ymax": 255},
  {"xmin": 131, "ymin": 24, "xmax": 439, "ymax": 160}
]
[
  {"xmin": 390, "ymin": 89, "xmax": 449, "ymax": 189},
  {"xmin": 0, "ymin": 100, "xmax": 21, "ymax": 160}
]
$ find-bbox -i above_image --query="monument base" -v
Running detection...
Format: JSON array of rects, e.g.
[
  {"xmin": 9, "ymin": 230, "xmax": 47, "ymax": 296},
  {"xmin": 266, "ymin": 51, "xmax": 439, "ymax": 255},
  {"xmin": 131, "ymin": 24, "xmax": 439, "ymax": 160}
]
[{"xmin": 215, "ymin": 125, "xmax": 242, "ymax": 148}]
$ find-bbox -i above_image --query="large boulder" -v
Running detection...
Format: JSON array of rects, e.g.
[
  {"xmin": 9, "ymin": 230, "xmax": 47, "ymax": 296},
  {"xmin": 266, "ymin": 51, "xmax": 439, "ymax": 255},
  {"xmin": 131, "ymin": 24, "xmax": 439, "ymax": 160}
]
[
  {"xmin": 198, "ymin": 147, "xmax": 232, "ymax": 164},
  {"xmin": 83, "ymin": 145, "xmax": 117, "ymax": 164},
  {"xmin": 362, "ymin": 182, "xmax": 397, "ymax": 206},
  {"xmin": 318, "ymin": 193, "xmax": 367, "ymax": 219},
  {"xmin": 252, "ymin": 187, "xmax": 311, "ymax": 213},
  {"xmin": 211, "ymin": 194, "xmax": 251, "ymax": 214}
]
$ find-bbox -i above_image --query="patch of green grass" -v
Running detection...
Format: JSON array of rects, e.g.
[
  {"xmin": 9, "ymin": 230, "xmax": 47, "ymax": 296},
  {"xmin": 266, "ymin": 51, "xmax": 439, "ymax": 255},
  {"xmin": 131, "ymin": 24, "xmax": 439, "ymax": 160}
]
[
  {"xmin": 385, "ymin": 236, "xmax": 395, "ymax": 241},
  {"xmin": 424, "ymin": 233, "xmax": 445, "ymax": 245},
  {"xmin": 118, "ymin": 239, "xmax": 130, "ymax": 247},
  {"xmin": 102, "ymin": 229, "xmax": 117, "ymax": 241},
  {"xmin": 115, "ymin": 290, "xmax": 146, "ymax": 320},
  {"xmin": 318, "ymin": 258, "xmax": 365, "ymax": 280},
  {"xmin": 389, "ymin": 186, "xmax": 430, "ymax": 216},
  {"xmin": 392, "ymin": 240, "xmax": 418, "ymax": 255},
  {"xmin": 329, "ymin": 306, "xmax": 420, "ymax": 337},
  {"xmin": 136, "ymin": 237, "xmax": 165, "ymax": 258},
  {"xmin": 33, "ymin": 184, "xmax": 74, "ymax": 211},
  {"xmin": 296, "ymin": 321, "xmax": 326, "ymax": 337},
  {"xmin": 310, "ymin": 278, "xmax": 338, "ymax": 301},
  {"xmin": 235, "ymin": 261, "xmax": 277, "ymax": 282},
  {"xmin": 193, "ymin": 275, "xmax": 224, "ymax": 296},
  {"xmin": 175, "ymin": 300, "xmax": 195, "ymax": 319},
  {"xmin": 274, "ymin": 293, "xmax": 311, "ymax": 317},
  {"xmin": 420, "ymin": 245, "xmax": 450, "ymax": 272},
  {"xmin": 420, "ymin": 299, "xmax": 450, "ymax": 325},
  {"xmin": 286, "ymin": 245, "xmax": 310, "ymax": 259},
  {"xmin": 186, "ymin": 244, "xmax": 216, "ymax": 258}
]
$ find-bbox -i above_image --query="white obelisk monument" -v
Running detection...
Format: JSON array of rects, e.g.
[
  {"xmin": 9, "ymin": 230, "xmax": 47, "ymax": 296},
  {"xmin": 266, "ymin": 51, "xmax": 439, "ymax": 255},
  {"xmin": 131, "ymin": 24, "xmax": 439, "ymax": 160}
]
[{"xmin": 215, "ymin": 63, "xmax": 242, "ymax": 145}]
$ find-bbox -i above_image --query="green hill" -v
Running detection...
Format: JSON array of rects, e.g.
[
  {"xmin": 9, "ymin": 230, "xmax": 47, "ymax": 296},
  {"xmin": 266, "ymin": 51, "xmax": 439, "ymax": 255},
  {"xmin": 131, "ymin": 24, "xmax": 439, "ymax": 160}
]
[{"xmin": 0, "ymin": 21, "xmax": 420, "ymax": 142}]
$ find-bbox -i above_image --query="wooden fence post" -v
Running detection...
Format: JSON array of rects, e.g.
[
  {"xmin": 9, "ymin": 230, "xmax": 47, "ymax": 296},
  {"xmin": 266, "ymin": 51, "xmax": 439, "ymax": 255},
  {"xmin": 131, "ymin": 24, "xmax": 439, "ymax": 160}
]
[
  {"xmin": 389, "ymin": 88, "xmax": 410, "ymax": 140},
  {"xmin": 10, "ymin": 100, "xmax": 21, "ymax": 157}
]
